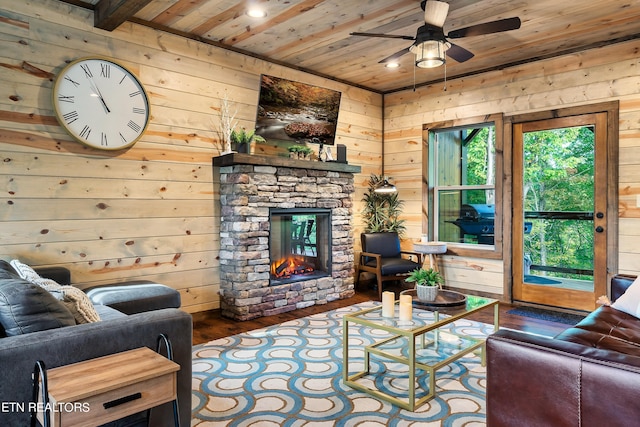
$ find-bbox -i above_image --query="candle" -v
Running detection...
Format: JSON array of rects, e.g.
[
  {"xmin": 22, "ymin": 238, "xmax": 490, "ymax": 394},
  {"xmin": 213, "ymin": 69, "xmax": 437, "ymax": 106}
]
[
  {"xmin": 399, "ymin": 294, "xmax": 413, "ymax": 321},
  {"xmin": 382, "ymin": 291, "xmax": 395, "ymax": 318}
]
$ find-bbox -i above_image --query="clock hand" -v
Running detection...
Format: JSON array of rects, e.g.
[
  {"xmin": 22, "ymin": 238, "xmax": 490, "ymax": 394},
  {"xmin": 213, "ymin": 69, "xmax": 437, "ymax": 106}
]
[
  {"xmin": 87, "ymin": 79, "xmax": 111, "ymax": 113},
  {"xmin": 98, "ymin": 94, "xmax": 111, "ymax": 113}
]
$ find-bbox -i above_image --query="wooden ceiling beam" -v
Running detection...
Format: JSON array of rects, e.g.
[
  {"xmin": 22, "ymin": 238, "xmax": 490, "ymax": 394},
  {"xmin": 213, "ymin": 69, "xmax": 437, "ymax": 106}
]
[{"xmin": 94, "ymin": 0, "xmax": 155, "ymax": 31}]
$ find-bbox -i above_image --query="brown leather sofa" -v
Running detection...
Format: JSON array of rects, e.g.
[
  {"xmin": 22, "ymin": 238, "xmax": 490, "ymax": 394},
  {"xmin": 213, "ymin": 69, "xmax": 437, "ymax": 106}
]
[{"xmin": 486, "ymin": 274, "xmax": 640, "ymax": 427}]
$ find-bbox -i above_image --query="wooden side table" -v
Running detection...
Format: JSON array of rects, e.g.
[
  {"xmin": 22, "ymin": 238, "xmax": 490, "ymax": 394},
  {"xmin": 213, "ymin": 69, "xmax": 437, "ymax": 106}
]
[{"xmin": 32, "ymin": 347, "xmax": 179, "ymax": 427}]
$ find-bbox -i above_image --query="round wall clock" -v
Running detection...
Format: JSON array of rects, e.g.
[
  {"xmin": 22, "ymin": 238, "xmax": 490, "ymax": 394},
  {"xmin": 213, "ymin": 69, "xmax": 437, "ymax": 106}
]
[{"xmin": 52, "ymin": 57, "xmax": 150, "ymax": 150}]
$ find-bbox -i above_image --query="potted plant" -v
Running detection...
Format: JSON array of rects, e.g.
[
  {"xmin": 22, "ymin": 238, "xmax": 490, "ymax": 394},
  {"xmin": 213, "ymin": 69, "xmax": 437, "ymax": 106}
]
[
  {"xmin": 288, "ymin": 144, "xmax": 313, "ymax": 160},
  {"xmin": 287, "ymin": 145, "xmax": 300, "ymax": 158},
  {"xmin": 405, "ymin": 268, "xmax": 444, "ymax": 301},
  {"xmin": 361, "ymin": 174, "xmax": 406, "ymax": 236},
  {"xmin": 230, "ymin": 128, "xmax": 266, "ymax": 153},
  {"xmin": 299, "ymin": 145, "xmax": 313, "ymax": 159}
]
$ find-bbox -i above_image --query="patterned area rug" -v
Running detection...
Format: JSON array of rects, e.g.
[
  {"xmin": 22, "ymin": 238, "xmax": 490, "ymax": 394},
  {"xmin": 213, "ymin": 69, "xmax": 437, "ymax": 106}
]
[{"xmin": 192, "ymin": 301, "xmax": 492, "ymax": 426}]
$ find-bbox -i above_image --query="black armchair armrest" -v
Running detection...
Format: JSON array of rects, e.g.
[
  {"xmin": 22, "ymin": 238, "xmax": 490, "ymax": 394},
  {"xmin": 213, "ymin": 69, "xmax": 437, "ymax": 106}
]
[
  {"xmin": 359, "ymin": 251, "xmax": 423, "ymax": 265},
  {"xmin": 359, "ymin": 251, "xmax": 382, "ymax": 264},
  {"xmin": 400, "ymin": 250, "xmax": 424, "ymax": 264}
]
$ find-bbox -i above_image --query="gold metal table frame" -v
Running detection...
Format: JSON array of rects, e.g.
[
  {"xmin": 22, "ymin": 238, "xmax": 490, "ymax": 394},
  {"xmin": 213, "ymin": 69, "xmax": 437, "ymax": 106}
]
[{"xmin": 342, "ymin": 295, "xmax": 499, "ymax": 411}]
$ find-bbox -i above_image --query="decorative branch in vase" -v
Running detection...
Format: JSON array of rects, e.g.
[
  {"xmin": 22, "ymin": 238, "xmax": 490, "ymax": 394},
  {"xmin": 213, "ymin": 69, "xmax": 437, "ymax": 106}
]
[{"xmin": 214, "ymin": 92, "xmax": 238, "ymax": 154}]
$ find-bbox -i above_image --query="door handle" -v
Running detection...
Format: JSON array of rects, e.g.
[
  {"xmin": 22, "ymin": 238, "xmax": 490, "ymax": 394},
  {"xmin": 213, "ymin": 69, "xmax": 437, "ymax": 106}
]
[{"xmin": 595, "ymin": 226, "xmax": 604, "ymax": 233}]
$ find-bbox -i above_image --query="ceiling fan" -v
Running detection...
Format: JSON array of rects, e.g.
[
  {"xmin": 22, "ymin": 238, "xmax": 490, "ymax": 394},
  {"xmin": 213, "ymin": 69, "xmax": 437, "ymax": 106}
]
[{"xmin": 350, "ymin": 0, "xmax": 521, "ymax": 68}]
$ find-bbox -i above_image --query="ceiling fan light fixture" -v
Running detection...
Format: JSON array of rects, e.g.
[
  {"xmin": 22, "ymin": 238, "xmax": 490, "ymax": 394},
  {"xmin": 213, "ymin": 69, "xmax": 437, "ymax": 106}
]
[
  {"xmin": 246, "ymin": 8, "xmax": 267, "ymax": 18},
  {"xmin": 410, "ymin": 40, "xmax": 448, "ymax": 68}
]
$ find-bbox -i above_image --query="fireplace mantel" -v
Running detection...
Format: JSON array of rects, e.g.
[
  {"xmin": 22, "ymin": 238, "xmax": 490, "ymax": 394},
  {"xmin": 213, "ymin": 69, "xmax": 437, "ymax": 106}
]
[{"xmin": 212, "ymin": 153, "xmax": 361, "ymax": 174}]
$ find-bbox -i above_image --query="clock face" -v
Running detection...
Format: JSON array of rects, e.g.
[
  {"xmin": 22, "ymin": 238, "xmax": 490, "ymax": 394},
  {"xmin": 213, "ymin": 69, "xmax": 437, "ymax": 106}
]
[{"xmin": 52, "ymin": 57, "xmax": 150, "ymax": 150}]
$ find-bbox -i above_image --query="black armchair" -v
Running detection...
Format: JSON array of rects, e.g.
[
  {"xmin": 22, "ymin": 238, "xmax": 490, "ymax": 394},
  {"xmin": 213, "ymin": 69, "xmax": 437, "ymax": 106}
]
[{"xmin": 356, "ymin": 232, "xmax": 424, "ymax": 300}]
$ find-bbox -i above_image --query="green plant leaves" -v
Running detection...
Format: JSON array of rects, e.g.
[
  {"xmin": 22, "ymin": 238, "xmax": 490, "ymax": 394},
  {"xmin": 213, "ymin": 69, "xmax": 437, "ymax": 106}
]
[
  {"xmin": 405, "ymin": 268, "xmax": 444, "ymax": 286},
  {"xmin": 361, "ymin": 174, "xmax": 406, "ymax": 235}
]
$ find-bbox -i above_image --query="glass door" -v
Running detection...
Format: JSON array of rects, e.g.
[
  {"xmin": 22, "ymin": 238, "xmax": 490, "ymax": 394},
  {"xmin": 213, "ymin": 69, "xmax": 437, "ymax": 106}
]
[{"xmin": 512, "ymin": 113, "xmax": 608, "ymax": 311}]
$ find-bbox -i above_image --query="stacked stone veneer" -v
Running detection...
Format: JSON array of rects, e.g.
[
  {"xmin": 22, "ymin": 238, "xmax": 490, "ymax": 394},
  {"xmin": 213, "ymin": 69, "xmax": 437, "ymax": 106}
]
[{"xmin": 218, "ymin": 163, "xmax": 356, "ymax": 321}]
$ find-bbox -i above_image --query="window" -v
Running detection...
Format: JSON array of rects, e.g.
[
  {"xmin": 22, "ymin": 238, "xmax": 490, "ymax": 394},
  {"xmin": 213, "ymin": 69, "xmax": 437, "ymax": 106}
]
[{"xmin": 424, "ymin": 114, "xmax": 503, "ymax": 258}]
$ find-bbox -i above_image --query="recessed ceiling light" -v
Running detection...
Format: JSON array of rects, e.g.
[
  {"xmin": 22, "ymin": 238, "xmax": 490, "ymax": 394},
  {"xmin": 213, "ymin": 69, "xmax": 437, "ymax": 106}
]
[
  {"xmin": 246, "ymin": 8, "xmax": 267, "ymax": 18},
  {"xmin": 385, "ymin": 62, "xmax": 400, "ymax": 69}
]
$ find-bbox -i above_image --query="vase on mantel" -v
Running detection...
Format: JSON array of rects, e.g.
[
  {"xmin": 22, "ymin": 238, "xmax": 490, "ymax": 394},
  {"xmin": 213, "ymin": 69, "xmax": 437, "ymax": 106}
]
[{"xmin": 235, "ymin": 142, "xmax": 249, "ymax": 153}]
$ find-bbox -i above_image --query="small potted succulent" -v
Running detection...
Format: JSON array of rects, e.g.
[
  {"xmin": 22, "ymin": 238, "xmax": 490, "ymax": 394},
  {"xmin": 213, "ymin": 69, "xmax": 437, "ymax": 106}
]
[
  {"xmin": 405, "ymin": 268, "xmax": 444, "ymax": 301},
  {"xmin": 287, "ymin": 144, "xmax": 313, "ymax": 160},
  {"xmin": 230, "ymin": 128, "xmax": 266, "ymax": 153}
]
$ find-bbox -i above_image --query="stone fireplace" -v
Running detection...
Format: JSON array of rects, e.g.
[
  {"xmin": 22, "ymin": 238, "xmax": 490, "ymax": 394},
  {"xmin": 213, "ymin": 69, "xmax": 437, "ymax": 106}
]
[{"xmin": 213, "ymin": 153, "xmax": 361, "ymax": 321}]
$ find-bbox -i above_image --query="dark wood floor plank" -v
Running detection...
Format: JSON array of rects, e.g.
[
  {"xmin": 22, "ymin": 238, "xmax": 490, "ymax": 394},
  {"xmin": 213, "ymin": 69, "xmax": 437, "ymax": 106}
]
[{"xmin": 192, "ymin": 288, "xmax": 568, "ymax": 345}]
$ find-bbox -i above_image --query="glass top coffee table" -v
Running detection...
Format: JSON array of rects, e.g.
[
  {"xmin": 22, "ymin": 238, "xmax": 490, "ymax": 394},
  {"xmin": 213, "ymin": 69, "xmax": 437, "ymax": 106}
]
[{"xmin": 342, "ymin": 291, "xmax": 499, "ymax": 411}]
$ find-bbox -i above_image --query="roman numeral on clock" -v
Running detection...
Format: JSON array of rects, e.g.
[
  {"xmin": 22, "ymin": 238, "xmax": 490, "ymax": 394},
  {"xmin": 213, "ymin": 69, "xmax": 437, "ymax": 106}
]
[
  {"xmin": 64, "ymin": 76, "xmax": 80, "ymax": 87},
  {"xmin": 132, "ymin": 107, "xmax": 145, "ymax": 114},
  {"xmin": 79, "ymin": 125, "xmax": 91, "ymax": 139},
  {"xmin": 101, "ymin": 132, "xmax": 108, "ymax": 146},
  {"xmin": 58, "ymin": 95, "xmax": 74, "ymax": 103},
  {"xmin": 80, "ymin": 64, "xmax": 93, "ymax": 78},
  {"xmin": 63, "ymin": 111, "xmax": 78, "ymax": 124},
  {"xmin": 128, "ymin": 121, "xmax": 141, "ymax": 133},
  {"xmin": 100, "ymin": 63, "xmax": 110, "ymax": 78}
]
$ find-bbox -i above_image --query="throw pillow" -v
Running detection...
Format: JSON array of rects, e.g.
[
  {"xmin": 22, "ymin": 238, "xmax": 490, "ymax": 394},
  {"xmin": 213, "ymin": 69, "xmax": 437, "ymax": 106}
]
[
  {"xmin": 9, "ymin": 258, "xmax": 43, "ymax": 284},
  {"xmin": 10, "ymin": 259, "xmax": 100, "ymax": 324},
  {"xmin": 0, "ymin": 278, "xmax": 76, "ymax": 336},
  {"xmin": 611, "ymin": 276, "xmax": 640, "ymax": 318},
  {"xmin": 0, "ymin": 259, "xmax": 22, "ymax": 280}
]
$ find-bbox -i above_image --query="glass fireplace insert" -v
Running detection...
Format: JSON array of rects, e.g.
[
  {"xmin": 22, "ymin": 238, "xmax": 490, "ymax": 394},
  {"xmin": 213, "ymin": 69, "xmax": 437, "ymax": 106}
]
[{"xmin": 269, "ymin": 208, "xmax": 332, "ymax": 285}]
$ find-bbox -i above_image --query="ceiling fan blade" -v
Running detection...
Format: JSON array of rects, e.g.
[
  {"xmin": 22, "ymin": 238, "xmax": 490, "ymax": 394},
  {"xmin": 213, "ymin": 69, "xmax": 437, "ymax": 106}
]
[
  {"xmin": 447, "ymin": 17, "xmax": 521, "ymax": 39},
  {"xmin": 378, "ymin": 47, "xmax": 412, "ymax": 64},
  {"xmin": 446, "ymin": 43, "xmax": 474, "ymax": 63},
  {"xmin": 423, "ymin": 0, "xmax": 449, "ymax": 27},
  {"xmin": 350, "ymin": 32, "xmax": 415, "ymax": 40}
]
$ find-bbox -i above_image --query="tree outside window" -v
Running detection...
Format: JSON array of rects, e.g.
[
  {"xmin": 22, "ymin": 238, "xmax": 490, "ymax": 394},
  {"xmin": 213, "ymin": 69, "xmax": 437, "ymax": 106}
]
[{"xmin": 522, "ymin": 126, "xmax": 595, "ymax": 281}]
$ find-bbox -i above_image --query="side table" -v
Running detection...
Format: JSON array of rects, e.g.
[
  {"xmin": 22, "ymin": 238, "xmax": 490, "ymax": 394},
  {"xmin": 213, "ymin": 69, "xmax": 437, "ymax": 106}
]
[
  {"xmin": 31, "ymin": 345, "xmax": 180, "ymax": 427},
  {"xmin": 412, "ymin": 241, "xmax": 447, "ymax": 272}
]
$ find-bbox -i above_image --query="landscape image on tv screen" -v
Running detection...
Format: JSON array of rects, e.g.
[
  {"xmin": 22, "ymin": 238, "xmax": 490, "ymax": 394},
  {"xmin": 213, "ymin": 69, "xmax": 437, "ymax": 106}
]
[{"xmin": 255, "ymin": 75, "xmax": 342, "ymax": 145}]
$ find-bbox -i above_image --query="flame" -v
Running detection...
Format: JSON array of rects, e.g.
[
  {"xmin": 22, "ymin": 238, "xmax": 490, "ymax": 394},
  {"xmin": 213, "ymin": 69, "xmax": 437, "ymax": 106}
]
[{"xmin": 271, "ymin": 256, "xmax": 315, "ymax": 279}]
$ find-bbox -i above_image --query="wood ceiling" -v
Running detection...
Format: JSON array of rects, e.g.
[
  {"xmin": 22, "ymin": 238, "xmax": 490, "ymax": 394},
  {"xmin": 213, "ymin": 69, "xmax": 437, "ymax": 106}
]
[{"xmin": 63, "ymin": 0, "xmax": 640, "ymax": 93}]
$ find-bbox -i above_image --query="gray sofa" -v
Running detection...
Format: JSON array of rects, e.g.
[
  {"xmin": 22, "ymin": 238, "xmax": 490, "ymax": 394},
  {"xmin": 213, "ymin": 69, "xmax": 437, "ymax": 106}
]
[{"xmin": 0, "ymin": 260, "xmax": 192, "ymax": 427}]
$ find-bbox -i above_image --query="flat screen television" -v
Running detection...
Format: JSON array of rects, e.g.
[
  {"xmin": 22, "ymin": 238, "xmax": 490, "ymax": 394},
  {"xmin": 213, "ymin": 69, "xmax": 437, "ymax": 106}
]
[{"xmin": 255, "ymin": 75, "xmax": 342, "ymax": 145}]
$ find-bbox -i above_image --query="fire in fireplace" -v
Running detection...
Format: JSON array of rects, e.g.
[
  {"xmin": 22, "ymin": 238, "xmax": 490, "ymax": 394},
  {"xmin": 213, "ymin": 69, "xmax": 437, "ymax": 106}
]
[
  {"xmin": 269, "ymin": 208, "xmax": 331, "ymax": 285},
  {"xmin": 271, "ymin": 256, "xmax": 315, "ymax": 279}
]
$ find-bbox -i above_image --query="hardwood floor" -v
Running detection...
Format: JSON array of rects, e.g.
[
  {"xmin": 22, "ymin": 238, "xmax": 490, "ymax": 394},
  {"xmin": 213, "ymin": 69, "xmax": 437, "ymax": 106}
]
[{"xmin": 192, "ymin": 286, "xmax": 568, "ymax": 345}]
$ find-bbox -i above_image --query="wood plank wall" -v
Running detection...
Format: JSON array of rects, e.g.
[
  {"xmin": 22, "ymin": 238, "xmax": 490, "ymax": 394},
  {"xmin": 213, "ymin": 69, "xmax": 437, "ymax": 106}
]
[
  {"xmin": 384, "ymin": 38, "xmax": 640, "ymax": 297},
  {"xmin": 0, "ymin": 0, "xmax": 381, "ymax": 313}
]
